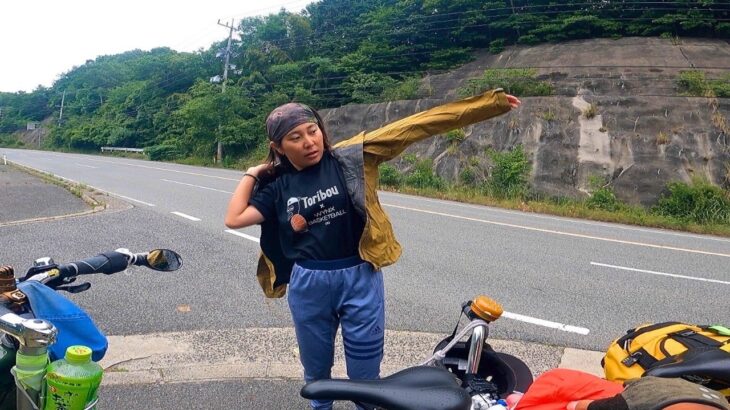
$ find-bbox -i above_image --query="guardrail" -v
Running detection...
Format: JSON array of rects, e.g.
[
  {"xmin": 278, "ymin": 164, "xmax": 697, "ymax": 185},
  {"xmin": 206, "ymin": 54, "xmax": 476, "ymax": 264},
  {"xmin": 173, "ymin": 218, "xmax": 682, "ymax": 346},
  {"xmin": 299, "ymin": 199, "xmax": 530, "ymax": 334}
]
[{"xmin": 100, "ymin": 147, "xmax": 144, "ymax": 153}]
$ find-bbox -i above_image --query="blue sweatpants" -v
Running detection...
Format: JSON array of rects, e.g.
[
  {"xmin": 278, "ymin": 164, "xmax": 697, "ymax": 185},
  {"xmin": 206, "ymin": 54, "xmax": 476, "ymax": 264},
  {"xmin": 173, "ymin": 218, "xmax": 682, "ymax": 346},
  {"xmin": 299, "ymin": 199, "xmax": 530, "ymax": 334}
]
[{"xmin": 288, "ymin": 256, "xmax": 385, "ymax": 410}]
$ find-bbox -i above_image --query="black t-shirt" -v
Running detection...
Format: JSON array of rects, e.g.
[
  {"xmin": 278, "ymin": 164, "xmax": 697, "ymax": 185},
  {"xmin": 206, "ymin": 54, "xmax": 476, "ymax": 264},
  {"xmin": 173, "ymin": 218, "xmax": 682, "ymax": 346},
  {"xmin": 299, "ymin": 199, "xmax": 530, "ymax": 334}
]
[{"xmin": 249, "ymin": 153, "xmax": 365, "ymax": 262}]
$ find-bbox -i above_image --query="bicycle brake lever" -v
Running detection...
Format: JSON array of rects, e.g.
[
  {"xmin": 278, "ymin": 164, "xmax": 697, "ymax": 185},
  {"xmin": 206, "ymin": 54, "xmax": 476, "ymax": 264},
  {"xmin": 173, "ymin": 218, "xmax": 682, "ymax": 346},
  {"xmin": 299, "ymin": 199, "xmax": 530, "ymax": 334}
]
[{"xmin": 56, "ymin": 282, "xmax": 91, "ymax": 294}]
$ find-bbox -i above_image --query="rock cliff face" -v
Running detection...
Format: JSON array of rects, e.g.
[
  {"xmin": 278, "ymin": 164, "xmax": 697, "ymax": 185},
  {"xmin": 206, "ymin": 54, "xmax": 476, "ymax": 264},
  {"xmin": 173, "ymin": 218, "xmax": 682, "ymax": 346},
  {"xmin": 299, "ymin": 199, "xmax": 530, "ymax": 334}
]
[{"xmin": 319, "ymin": 37, "xmax": 730, "ymax": 206}]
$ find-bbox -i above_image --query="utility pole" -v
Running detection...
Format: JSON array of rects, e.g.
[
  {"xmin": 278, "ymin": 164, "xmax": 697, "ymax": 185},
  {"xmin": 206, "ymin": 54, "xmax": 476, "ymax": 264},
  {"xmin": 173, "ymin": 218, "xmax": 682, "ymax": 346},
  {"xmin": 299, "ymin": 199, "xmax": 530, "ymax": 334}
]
[
  {"xmin": 216, "ymin": 18, "xmax": 235, "ymax": 163},
  {"xmin": 58, "ymin": 90, "xmax": 66, "ymax": 125}
]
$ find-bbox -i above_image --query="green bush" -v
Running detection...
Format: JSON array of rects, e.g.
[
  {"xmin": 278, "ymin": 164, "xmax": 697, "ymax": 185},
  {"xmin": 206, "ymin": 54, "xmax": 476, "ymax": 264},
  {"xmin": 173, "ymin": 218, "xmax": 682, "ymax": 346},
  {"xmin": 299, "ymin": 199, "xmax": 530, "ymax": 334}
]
[
  {"xmin": 445, "ymin": 128, "xmax": 466, "ymax": 144},
  {"xmin": 402, "ymin": 153, "xmax": 418, "ymax": 164},
  {"xmin": 489, "ymin": 39, "xmax": 505, "ymax": 54},
  {"xmin": 458, "ymin": 69, "xmax": 553, "ymax": 98},
  {"xmin": 677, "ymin": 71, "xmax": 730, "ymax": 98},
  {"xmin": 425, "ymin": 48, "xmax": 474, "ymax": 70},
  {"xmin": 585, "ymin": 177, "xmax": 622, "ymax": 211},
  {"xmin": 380, "ymin": 77, "xmax": 422, "ymax": 101},
  {"xmin": 404, "ymin": 159, "xmax": 445, "ymax": 190},
  {"xmin": 145, "ymin": 144, "xmax": 181, "ymax": 161},
  {"xmin": 486, "ymin": 145, "xmax": 531, "ymax": 199},
  {"xmin": 677, "ymin": 71, "xmax": 709, "ymax": 96},
  {"xmin": 378, "ymin": 163, "xmax": 401, "ymax": 187},
  {"xmin": 652, "ymin": 178, "xmax": 730, "ymax": 225},
  {"xmin": 517, "ymin": 35, "xmax": 540, "ymax": 45},
  {"xmin": 0, "ymin": 134, "xmax": 23, "ymax": 148},
  {"xmin": 459, "ymin": 167, "xmax": 476, "ymax": 186}
]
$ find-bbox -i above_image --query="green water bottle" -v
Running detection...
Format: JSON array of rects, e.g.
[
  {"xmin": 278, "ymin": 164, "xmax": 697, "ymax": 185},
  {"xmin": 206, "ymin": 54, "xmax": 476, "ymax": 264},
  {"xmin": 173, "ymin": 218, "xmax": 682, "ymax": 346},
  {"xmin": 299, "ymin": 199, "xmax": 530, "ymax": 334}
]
[{"xmin": 44, "ymin": 346, "xmax": 103, "ymax": 410}]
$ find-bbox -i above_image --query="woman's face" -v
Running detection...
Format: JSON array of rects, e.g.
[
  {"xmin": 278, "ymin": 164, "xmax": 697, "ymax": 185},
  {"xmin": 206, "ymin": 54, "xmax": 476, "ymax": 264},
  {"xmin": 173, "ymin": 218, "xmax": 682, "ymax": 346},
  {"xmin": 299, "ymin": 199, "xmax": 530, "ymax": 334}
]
[{"xmin": 272, "ymin": 122, "xmax": 324, "ymax": 170}]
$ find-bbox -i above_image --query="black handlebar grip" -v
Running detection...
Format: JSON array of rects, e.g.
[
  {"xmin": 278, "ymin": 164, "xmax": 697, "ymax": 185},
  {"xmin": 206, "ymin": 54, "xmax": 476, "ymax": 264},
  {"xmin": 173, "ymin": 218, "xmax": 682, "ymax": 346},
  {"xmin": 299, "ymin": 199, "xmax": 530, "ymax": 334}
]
[{"xmin": 58, "ymin": 251, "xmax": 130, "ymax": 277}]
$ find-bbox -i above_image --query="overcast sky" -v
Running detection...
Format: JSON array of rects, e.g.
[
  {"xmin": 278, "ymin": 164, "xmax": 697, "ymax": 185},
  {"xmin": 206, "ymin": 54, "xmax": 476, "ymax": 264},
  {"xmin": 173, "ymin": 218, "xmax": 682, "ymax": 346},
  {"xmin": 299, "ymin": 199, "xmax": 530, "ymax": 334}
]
[{"xmin": 0, "ymin": 0, "xmax": 313, "ymax": 93}]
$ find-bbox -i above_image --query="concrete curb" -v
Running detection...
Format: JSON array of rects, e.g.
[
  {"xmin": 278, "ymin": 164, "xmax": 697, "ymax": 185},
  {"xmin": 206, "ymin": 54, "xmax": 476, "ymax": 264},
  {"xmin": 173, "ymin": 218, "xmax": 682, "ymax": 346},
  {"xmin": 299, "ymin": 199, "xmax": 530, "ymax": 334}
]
[{"xmin": 99, "ymin": 328, "xmax": 605, "ymax": 386}]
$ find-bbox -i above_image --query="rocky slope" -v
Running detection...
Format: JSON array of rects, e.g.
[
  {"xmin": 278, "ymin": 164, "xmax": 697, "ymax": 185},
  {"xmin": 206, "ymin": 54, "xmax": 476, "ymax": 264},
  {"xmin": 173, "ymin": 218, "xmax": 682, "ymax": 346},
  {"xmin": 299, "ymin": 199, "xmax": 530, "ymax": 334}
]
[{"xmin": 320, "ymin": 37, "xmax": 730, "ymax": 206}]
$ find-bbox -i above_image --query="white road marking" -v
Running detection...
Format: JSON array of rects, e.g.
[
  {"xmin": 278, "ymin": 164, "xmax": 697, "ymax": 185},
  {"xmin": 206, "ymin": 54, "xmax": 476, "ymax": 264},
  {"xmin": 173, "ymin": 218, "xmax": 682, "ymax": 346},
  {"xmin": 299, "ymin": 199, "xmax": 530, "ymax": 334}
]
[
  {"xmin": 383, "ymin": 203, "xmax": 730, "ymax": 258},
  {"xmin": 591, "ymin": 262, "xmax": 730, "ymax": 285},
  {"xmin": 161, "ymin": 179, "xmax": 232, "ymax": 193},
  {"xmin": 381, "ymin": 191, "xmax": 730, "ymax": 244},
  {"xmin": 74, "ymin": 163, "xmax": 98, "ymax": 169},
  {"xmin": 225, "ymin": 229, "xmax": 260, "ymax": 243},
  {"xmin": 502, "ymin": 311, "xmax": 590, "ymax": 335},
  {"xmin": 113, "ymin": 194, "xmax": 155, "ymax": 207},
  {"xmin": 84, "ymin": 158, "xmax": 239, "ymax": 181},
  {"xmin": 171, "ymin": 212, "xmax": 201, "ymax": 221}
]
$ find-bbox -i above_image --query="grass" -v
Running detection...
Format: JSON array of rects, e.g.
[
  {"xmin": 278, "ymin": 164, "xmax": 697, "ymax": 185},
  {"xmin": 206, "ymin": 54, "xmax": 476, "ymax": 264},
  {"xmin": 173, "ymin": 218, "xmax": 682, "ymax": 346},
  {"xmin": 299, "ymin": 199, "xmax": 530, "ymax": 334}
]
[
  {"xmin": 582, "ymin": 103, "xmax": 598, "ymax": 119},
  {"xmin": 7, "ymin": 162, "xmax": 104, "ymax": 209},
  {"xmin": 378, "ymin": 183, "xmax": 730, "ymax": 237},
  {"xmin": 539, "ymin": 109, "xmax": 557, "ymax": 122}
]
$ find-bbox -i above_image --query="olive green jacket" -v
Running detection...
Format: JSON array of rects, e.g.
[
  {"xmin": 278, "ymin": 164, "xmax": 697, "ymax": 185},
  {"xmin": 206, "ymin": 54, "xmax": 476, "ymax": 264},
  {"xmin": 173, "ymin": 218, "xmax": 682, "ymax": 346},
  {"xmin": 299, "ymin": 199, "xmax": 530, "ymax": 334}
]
[{"xmin": 256, "ymin": 89, "xmax": 511, "ymax": 298}]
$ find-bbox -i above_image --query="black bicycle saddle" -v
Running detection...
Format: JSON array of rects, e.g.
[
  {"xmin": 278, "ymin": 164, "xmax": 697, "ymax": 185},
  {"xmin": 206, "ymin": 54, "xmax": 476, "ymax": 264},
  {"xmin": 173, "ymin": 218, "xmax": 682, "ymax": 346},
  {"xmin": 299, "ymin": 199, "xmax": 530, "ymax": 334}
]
[
  {"xmin": 300, "ymin": 365, "xmax": 472, "ymax": 410},
  {"xmin": 644, "ymin": 348, "xmax": 730, "ymax": 383}
]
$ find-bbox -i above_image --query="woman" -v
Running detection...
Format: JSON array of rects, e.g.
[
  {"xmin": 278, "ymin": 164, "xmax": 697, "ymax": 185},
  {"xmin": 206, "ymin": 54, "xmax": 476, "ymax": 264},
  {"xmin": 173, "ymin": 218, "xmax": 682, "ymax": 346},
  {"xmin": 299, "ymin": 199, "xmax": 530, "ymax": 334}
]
[{"xmin": 225, "ymin": 89, "xmax": 520, "ymax": 410}]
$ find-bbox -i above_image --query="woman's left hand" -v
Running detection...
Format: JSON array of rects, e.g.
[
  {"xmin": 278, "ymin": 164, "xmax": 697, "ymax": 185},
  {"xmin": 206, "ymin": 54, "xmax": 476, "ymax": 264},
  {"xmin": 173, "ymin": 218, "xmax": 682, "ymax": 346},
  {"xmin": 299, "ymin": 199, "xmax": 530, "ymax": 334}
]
[{"xmin": 506, "ymin": 94, "xmax": 521, "ymax": 109}]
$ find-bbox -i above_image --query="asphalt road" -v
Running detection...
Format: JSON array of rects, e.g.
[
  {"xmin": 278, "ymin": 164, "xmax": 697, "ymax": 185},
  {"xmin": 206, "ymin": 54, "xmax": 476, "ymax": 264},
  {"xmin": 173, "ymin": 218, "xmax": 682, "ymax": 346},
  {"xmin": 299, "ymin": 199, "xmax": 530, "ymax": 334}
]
[{"xmin": 2, "ymin": 148, "xmax": 728, "ymax": 353}]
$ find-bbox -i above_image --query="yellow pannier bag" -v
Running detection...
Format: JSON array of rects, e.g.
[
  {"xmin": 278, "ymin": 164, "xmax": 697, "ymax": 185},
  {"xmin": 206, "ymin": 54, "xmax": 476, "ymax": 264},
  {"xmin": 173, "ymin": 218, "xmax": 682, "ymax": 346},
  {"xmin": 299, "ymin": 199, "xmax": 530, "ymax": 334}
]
[{"xmin": 603, "ymin": 322, "xmax": 730, "ymax": 396}]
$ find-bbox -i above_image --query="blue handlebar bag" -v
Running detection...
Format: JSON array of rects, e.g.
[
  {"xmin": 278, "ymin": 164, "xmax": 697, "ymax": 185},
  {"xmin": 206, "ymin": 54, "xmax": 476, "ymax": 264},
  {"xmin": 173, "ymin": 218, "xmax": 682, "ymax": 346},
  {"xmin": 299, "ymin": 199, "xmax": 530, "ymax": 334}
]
[{"xmin": 18, "ymin": 281, "xmax": 108, "ymax": 361}]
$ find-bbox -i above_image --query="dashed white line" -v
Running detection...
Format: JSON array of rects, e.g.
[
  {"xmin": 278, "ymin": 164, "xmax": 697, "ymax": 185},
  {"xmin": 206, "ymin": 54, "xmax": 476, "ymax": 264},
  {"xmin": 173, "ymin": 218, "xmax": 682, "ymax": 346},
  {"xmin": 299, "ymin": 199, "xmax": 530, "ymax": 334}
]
[
  {"xmin": 501, "ymin": 311, "xmax": 590, "ymax": 335},
  {"xmin": 225, "ymin": 230, "xmax": 260, "ymax": 243},
  {"xmin": 161, "ymin": 179, "xmax": 232, "ymax": 194},
  {"xmin": 171, "ymin": 212, "xmax": 201, "ymax": 221},
  {"xmin": 383, "ymin": 203, "xmax": 730, "ymax": 258},
  {"xmin": 591, "ymin": 262, "xmax": 730, "ymax": 285},
  {"xmin": 74, "ymin": 163, "xmax": 98, "ymax": 169}
]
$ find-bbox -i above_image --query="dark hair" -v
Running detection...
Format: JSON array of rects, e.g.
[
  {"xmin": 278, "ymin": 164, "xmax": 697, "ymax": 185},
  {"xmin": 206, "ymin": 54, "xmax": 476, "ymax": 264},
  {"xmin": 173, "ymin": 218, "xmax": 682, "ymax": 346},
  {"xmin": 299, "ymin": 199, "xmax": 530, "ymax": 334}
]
[{"xmin": 260, "ymin": 107, "xmax": 331, "ymax": 183}]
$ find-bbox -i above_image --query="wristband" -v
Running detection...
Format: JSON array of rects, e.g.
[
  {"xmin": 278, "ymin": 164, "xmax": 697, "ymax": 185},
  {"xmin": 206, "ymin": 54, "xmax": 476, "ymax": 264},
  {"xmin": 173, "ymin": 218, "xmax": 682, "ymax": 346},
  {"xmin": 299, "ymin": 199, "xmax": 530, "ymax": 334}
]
[{"xmin": 243, "ymin": 173, "xmax": 259, "ymax": 183}]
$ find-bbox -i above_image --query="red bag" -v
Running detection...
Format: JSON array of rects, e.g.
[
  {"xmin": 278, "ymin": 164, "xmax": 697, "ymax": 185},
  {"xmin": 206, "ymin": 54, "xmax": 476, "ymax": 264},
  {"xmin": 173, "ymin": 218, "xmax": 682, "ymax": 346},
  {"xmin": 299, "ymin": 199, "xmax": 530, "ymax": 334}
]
[{"xmin": 514, "ymin": 369, "xmax": 623, "ymax": 410}]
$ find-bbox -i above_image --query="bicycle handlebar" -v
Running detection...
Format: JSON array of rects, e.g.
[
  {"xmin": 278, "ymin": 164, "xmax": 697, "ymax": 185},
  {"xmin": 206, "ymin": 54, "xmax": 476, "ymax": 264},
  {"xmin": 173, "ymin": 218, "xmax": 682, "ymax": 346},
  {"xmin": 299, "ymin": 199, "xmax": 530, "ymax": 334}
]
[{"xmin": 20, "ymin": 248, "xmax": 182, "ymax": 291}]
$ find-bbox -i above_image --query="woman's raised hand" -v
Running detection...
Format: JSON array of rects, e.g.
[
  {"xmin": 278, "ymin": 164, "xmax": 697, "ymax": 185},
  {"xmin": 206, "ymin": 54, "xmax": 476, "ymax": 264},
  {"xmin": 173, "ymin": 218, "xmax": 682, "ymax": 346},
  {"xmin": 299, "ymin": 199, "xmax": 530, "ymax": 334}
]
[
  {"xmin": 506, "ymin": 94, "xmax": 521, "ymax": 109},
  {"xmin": 247, "ymin": 162, "xmax": 274, "ymax": 178}
]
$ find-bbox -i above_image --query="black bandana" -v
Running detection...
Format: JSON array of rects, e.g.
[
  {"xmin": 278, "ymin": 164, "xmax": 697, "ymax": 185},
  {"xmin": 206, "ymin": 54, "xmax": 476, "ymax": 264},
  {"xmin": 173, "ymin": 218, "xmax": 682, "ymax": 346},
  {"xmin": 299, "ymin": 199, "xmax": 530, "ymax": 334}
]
[{"xmin": 266, "ymin": 103, "xmax": 318, "ymax": 143}]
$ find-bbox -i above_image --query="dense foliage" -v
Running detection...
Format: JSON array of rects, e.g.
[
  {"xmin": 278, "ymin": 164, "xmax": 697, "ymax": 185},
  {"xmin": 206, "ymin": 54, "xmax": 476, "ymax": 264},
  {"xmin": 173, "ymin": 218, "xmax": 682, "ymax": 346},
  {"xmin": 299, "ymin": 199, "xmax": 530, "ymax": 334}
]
[
  {"xmin": 653, "ymin": 178, "xmax": 730, "ymax": 224},
  {"xmin": 1, "ymin": 0, "xmax": 729, "ymax": 163}
]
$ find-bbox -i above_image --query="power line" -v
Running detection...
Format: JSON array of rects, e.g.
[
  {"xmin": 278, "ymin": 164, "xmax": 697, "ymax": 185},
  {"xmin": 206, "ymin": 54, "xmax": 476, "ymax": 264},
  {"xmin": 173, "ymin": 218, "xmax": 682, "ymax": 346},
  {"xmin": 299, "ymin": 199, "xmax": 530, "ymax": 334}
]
[
  {"xmin": 246, "ymin": 4, "xmax": 730, "ymax": 51},
  {"xmin": 54, "ymin": 64, "xmax": 730, "ymax": 115}
]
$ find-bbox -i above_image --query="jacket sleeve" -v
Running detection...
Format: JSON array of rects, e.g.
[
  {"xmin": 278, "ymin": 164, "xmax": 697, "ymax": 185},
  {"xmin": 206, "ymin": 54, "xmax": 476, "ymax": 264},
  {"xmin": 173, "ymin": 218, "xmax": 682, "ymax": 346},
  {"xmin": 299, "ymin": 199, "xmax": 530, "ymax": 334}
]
[{"xmin": 342, "ymin": 89, "xmax": 511, "ymax": 162}]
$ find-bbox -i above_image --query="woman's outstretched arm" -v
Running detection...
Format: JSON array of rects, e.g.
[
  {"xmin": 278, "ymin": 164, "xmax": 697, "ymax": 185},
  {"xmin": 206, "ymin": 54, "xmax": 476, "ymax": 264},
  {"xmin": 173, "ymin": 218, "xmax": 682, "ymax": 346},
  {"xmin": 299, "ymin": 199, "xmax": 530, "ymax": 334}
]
[{"xmin": 334, "ymin": 89, "xmax": 520, "ymax": 162}]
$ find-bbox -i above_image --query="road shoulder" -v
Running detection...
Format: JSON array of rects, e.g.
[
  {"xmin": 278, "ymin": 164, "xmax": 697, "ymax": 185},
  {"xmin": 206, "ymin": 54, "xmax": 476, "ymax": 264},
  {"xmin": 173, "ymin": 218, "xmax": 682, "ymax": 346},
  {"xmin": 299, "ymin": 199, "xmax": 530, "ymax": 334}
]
[
  {"xmin": 100, "ymin": 327, "xmax": 605, "ymax": 386},
  {"xmin": 0, "ymin": 161, "xmax": 129, "ymax": 226}
]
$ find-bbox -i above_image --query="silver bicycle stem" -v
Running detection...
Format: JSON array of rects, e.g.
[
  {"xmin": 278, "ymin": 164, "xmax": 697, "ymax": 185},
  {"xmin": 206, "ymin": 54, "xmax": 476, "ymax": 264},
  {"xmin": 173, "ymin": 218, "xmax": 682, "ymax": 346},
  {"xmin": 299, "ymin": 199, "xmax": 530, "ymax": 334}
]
[
  {"xmin": 466, "ymin": 322, "xmax": 488, "ymax": 375},
  {"xmin": 0, "ymin": 313, "xmax": 56, "ymax": 354}
]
